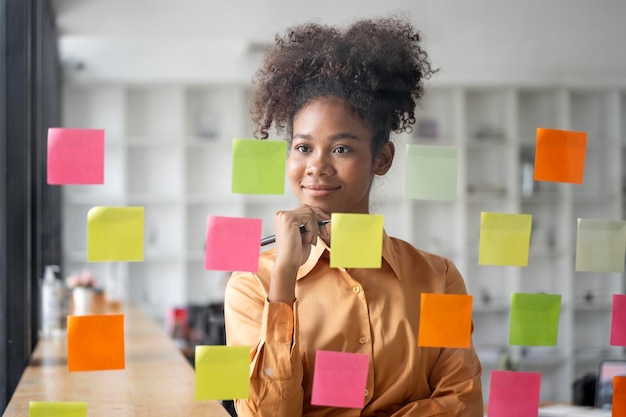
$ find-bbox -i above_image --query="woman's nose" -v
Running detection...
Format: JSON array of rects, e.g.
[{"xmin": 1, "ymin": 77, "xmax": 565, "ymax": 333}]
[{"xmin": 305, "ymin": 151, "xmax": 334, "ymax": 176}]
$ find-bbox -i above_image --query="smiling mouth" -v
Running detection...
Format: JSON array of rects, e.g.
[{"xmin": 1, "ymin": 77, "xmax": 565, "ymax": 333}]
[{"xmin": 302, "ymin": 186, "xmax": 341, "ymax": 198}]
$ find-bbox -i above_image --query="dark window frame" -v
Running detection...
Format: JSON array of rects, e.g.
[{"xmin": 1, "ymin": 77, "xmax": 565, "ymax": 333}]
[{"xmin": 0, "ymin": 0, "xmax": 61, "ymax": 411}]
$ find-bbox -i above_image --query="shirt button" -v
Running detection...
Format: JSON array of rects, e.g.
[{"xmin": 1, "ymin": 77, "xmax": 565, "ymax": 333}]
[
  {"xmin": 353, "ymin": 286, "xmax": 361, "ymax": 294},
  {"xmin": 364, "ymin": 389, "xmax": 369, "ymax": 397},
  {"xmin": 359, "ymin": 336, "xmax": 367, "ymax": 344}
]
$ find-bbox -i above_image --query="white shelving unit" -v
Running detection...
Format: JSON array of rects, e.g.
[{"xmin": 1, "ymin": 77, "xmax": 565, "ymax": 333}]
[
  {"xmin": 62, "ymin": 81, "xmax": 626, "ymax": 403},
  {"xmin": 381, "ymin": 85, "xmax": 626, "ymax": 403}
]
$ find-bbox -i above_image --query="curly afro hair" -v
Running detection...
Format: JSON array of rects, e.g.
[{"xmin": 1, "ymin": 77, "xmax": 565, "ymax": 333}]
[{"xmin": 250, "ymin": 16, "xmax": 437, "ymax": 154}]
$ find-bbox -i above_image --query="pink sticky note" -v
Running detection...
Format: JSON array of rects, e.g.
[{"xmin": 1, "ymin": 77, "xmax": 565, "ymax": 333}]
[
  {"xmin": 311, "ymin": 350, "xmax": 369, "ymax": 409},
  {"xmin": 611, "ymin": 294, "xmax": 626, "ymax": 346},
  {"xmin": 205, "ymin": 216, "xmax": 262, "ymax": 272},
  {"xmin": 47, "ymin": 128, "xmax": 104, "ymax": 185},
  {"xmin": 488, "ymin": 370, "xmax": 541, "ymax": 417}
]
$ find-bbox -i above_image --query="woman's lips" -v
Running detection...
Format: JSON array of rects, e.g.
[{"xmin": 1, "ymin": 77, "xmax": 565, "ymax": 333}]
[{"xmin": 302, "ymin": 185, "xmax": 340, "ymax": 198}]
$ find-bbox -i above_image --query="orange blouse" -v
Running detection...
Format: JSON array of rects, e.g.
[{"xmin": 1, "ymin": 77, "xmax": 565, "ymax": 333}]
[{"xmin": 224, "ymin": 233, "xmax": 483, "ymax": 417}]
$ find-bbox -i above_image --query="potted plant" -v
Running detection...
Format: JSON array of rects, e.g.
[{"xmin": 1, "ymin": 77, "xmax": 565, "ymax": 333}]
[{"xmin": 65, "ymin": 269, "xmax": 99, "ymax": 315}]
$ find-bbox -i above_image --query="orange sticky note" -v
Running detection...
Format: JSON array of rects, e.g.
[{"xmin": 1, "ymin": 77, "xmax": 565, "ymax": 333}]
[
  {"xmin": 615, "ymin": 376, "xmax": 626, "ymax": 417},
  {"xmin": 418, "ymin": 293, "xmax": 473, "ymax": 348},
  {"xmin": 67, "ymin": 314, "xmax": 125, "ymax": 371},
  {"xmin": 533, "ymin": 128, "xmax": 587, "ymax": 183}
]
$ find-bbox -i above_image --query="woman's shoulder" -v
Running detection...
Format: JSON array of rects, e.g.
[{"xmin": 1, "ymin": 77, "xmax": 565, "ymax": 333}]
[
  {"xmin": 226, "ymin": 248, "xmax": 277, "ymax": 298},
  {"xmin": 386, "ymin": 235, "xmax": 455, "ymax": 272}
]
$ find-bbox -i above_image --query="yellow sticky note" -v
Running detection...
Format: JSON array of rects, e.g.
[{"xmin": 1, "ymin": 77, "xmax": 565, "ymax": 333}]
[
  {"xmin": 195, "ymin": 345, "xmax": 249, "ymax": 400},
  {"xmin": 575, "ymin": 218, "xmax": 626, "ymax": 273},
  {"xmin": 29, "ymin": 401, "xmax": 87, "ymax": 417},
  {"xmin": 418, "ymin": 293, "xmax": 473, "ymax": 348},
  {"xmin": 330, "ymin": 213, "xmax": 384, "ymax": 269},
  {"xmin": 87, "ymin": 206, "xmax": 144, "ymax": 262},
  {"xmin": 479, "ymin": 212, "xmax": 532, "ymax": 266}
]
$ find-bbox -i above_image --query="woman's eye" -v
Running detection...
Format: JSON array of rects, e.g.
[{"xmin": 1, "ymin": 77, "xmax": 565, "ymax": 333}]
[
  {"xmin": 334, "ymin": 146, "xmax": 351, "ymax": 154},
  {"xmin": 294, "ymin": 144, "xmax": 310, "ymax": 153}
]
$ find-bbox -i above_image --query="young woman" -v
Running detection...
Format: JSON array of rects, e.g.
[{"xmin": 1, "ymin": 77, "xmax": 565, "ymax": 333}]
[{"xmin": 224, "ymin": 16, "xmax": 483, "ymax": 417}]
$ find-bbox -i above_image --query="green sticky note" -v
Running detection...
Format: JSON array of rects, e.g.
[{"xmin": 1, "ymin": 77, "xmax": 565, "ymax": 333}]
[
  {"xmin": 330, "ymin": 213, "xmax": 384, "ymax": 268},
  {"xmin": 575, "ymin": 218, "xmax": 626, "ymax": 273},
  {"xmin": 195, "ymin": 345, "xmax": 249, "ymax": 400},
  {"xmin": 509, "ymin": 293, "xmax": 561, "ymax": 346},
  {"xmin": 29, "ymin": 401, "xmax": 87, "ymax": 417},
  {"xmin": 87, "ymin": 207, "xmax": 144, "ymax": 262},
  {"xmin": 405, "ymin": 144, "xmax": 458, "ymax": 201},
  {"xmin": 478, "ymin": 212, "xmax": 532, "ymax": 266},
  {"xmin": 232, "ymin": 139, "xmax": 286, "ymax": 194}
]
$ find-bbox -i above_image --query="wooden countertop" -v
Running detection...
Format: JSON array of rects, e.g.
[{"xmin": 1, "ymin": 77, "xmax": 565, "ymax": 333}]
[{"xmin": 2, "ymin": 299, "xmax": 231, "ymax": 417}]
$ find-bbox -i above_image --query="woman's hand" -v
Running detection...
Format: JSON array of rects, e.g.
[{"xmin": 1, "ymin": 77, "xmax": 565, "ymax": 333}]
[{"xmin": 268, "ymin": 205, "xmax": 330, "ymax": 304}]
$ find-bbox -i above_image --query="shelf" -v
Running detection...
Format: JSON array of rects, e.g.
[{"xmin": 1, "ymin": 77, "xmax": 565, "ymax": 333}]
[
  {"xmin": 126, "ymin": 194, "xmax": 183, "ymax": 205},
  {"xmin": 572, "ymin": 192, "xmax": 620, "ymax": 204},
  {"xmin": 464, "ymin": 88, "xmax": 510, "ymax": 143},
  {"xmin": 126, "ymin": 87, "xmax": 184, "ymax": 138},
  {"xmin": 520, "ymin": 191, "xmax": 561, "ymax": 205},
  {"xmin": 569, "ymin": 90, "xmax": 612, "ymax": 139},
  {"xmin": 466, "ymin": 188, "xmax": 508, "ymax": 202},
  {"xmin": 517, "ymin": 89, "xmax": 560, "ymax": 143},
  {"xmin": 143, "ymin": 251, "xmax": 184, "ymax": 262},
  {"xmin": 64, "ymin": 194, "xmax": 126, "ymax": 206},
  {"xmin": 127, "ymin": 147, "xmax": 184, "ymax": 197},
  {"xmin": 574, "ymin": 348, "xmax": 624, "ymax": 364},
  {"xmin": 466, "ymin": 140, "xmax": 508, "ymax": 150},
  {"xmin": 527, "ymin": 246, "xmax": 569, "ymax": 258},
  {"xmin": 126, "ymin": 137, "xmax": 181, "ymax": 148},
  {"xmin": 472, "ymin": 303, "xmax": 509, "ymax": 314},
  {"xmin": 184, "ymin": 86, "xmax": 248, "ymax": 140},
  {"xmin": 63, "ymin": 85, "xmax": 126, "ymax": 138},
  {"xmin": 519, "ymin": 354, "xmax": 567, "ymax": 368},
  {"xmin": 574, "ymin": 302, "xmax": 613, "ymax": 312}
]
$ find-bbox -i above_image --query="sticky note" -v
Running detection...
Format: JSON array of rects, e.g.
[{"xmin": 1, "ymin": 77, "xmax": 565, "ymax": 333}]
[
  {"xmin": 29, "ymin": 401, "xmax": 87, "ymax": 417},
  {"xmin": 405, "ymin": 144, "xmax": 458, "ymax": 201},
  {"xmin": 488, "ymin": 370, "xmax": 541, "ymax": 417},
  {"xmin": 575, "ymin": 218, "xmax": 626, "ymax": 273},
  {"xmin": 478, "ymin": 212, "xmax": 532, "ymax": 266},
  {"xmin": 87, "ymin": 207, "xmax": 144, "ymax": 262},
  {"xmin": 67, "ymin": 314, "xmax": 125, "ymax": 371},
  {"xmin": 205, "ymin": 216, "xmax": 262, "ymax": 272},
  {"xmin": 311, "ymin": 350, "xmax": 370, "ymax": 409},
  {"xmin": 614, "ymin": 376, "xmax": 626, "ymax": 416},
  {"xmin": 418, "ymin": 293, "xmax": 473, "ymax": 348},
  {"xmin": 195, "ymin": 345, "xmax": 249, "ymax": 400},
  {"xmin": 509, "ymin": 293, "xmax": 561, "ymax": 346},
  {"xmin": 330, "ymin": 213, "xmax": 384, "ymax": 268},
  {"xmin": 533, "ymin": 128, "xmax": 587, "ymax": 183},
  {"xmin": 611, "ymin": 294, "xmax": 626, "ymax": 347},
  {"xmin": 232, "ymin": 139, "xmax": 287, "ymax": 194},
  {"xmin": 47, "ymin": 128, "xmax": 105, "ymax": 185}
]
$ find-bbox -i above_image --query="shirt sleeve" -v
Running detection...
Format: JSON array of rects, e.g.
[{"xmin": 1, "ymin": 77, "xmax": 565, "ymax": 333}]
[
  {"xmin": 223, "ymin": 271, "xmax": 304, "ymax": 417},
  {"xmin": 386, "ymin": 260, "xmax": 484, "ymax": 417},
  {"xmin": 384, "ymin": 346, "xmax": 483, "ymax": 417}
]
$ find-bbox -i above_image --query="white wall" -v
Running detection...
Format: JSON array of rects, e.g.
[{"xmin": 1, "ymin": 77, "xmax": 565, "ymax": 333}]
[{"xmin": 56, "ymin": 0, "xmax": 626, "ymax": 84}]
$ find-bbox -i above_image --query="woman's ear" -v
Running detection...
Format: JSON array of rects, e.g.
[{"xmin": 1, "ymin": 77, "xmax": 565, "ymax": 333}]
[{"xmin": 374, "ymin": 141, "xmax": 395, "ymax": 175}]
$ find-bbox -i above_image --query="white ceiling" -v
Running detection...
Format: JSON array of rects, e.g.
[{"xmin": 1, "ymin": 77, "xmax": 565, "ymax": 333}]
[{"xmin": 52, "ymin": 0, "xmax": 626, "ymax": 83}]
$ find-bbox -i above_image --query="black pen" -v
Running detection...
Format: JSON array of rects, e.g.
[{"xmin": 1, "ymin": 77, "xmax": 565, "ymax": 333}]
[{"xmin": 260, "ymin": 219, "xmax": 331, "ymax": 246}]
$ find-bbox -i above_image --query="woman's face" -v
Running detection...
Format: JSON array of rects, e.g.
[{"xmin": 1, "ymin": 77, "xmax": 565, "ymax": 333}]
[{"xmin": 287, "ymin": 96, "xmax": 394, "ymax": 214}]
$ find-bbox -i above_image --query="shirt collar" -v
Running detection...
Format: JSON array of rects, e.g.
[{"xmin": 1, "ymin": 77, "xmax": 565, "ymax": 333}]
[{"xmin": 296, "ymin": 230, "xmax": 402, "ymax": 280}]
